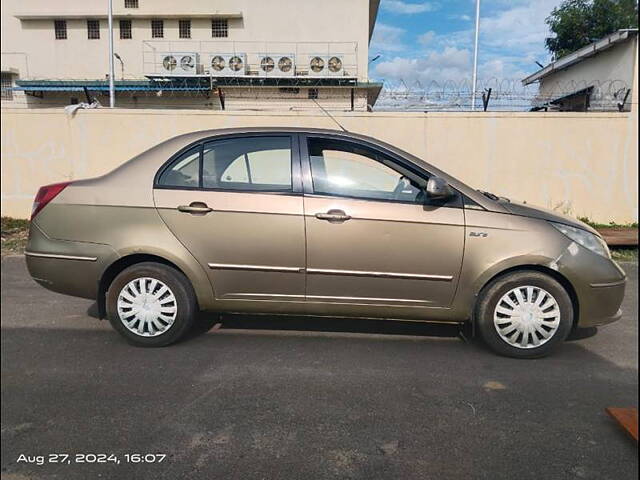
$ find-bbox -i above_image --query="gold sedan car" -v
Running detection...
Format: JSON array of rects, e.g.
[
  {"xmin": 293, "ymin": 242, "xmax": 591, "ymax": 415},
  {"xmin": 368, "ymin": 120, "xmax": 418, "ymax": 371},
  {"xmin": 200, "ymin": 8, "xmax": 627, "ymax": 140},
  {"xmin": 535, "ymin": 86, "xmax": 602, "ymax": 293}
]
[{"xmin": 25, "ymin": 128, "xmax": 626, "ymax": 357}]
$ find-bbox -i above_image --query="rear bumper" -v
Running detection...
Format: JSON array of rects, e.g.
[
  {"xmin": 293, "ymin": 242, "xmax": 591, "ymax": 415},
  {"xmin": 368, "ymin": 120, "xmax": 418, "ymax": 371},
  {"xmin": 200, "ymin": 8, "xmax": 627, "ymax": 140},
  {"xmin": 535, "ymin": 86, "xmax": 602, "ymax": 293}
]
[{"xmin": 25, "ymin": 221, "xmax": 117, "ymax": 300}]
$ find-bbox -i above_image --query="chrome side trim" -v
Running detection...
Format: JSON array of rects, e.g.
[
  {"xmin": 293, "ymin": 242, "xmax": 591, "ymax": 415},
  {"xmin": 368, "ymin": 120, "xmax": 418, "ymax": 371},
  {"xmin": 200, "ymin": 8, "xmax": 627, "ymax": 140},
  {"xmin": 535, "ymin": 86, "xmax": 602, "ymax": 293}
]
[
  {"xmin": 306, "ymin": 268, "xmax": 453, "ymax": 281},
  {"xmin": 24, "ymin": 251, "xmax": 97, "ymax": 262},
  {"xmin": 207, "ymin": 264, "xmax": 453, "ymax": 281},
  {"xmin": 589, "ymin": 279, "xmax": 627, "ymax": 288},
  {"xmin": 307, "ymin": 295, "xmax": 432, "ymax": 304},
  {"xmin": 222, "ymin": 293, "xmax": 430, "ymax": 304},
  {"xmin": 223, "ymin": 293, "xmax": 305, "ymax": 299},
  {"xmin": 208, "ymin": 263, "xmax": 304, "ymax": 273}
]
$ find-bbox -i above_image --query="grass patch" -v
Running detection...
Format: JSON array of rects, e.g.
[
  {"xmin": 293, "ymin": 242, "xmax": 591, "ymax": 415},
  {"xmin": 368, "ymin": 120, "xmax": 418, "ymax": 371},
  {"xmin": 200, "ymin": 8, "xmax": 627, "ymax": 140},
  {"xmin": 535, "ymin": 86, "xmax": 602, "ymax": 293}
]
[
  {"xmin": 578, "ymin": 217, "xmax": 639, "ymax": 229},
  {"xmin": 1, "ymin": 216, "xmax": 30, "ymax": 257},
  {"xmin": 611, "ymin": 248, "xmax": 638, "ymax": 262}
]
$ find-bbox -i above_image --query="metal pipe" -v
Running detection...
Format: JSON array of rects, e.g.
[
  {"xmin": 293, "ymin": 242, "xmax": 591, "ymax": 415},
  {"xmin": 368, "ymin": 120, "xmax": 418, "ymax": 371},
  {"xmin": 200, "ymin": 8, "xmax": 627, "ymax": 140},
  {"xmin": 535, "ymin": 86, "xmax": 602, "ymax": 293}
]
[
  {"xmin": 108, "ymin": 0, "xmax": 115, "ymax": 107},
  {"xmin": 471, "ymin": 0, "xmax": 481, "ymax": 111}
]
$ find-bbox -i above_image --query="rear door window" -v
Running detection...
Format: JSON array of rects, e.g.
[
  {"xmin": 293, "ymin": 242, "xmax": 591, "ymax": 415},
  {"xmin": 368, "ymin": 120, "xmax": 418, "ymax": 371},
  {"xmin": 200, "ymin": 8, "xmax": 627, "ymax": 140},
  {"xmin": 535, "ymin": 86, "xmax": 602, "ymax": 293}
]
[
  {"xmin": 157, "ymin": 146, "xmax": 201, "ymax": 188},
  {"xmin": 203, "ymin": 136, "xmax": 292, "ymax": 192}
]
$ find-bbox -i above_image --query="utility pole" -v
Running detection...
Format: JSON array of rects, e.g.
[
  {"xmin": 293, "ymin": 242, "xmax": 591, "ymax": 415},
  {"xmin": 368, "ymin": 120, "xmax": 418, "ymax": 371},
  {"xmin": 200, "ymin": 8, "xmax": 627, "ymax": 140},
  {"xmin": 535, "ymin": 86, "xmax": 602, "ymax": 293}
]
[
  {"xmin": 471, "ymin": 0, "xmax": 481, "ymax": 111},
  {"xmin": 108, "ymin": 0, "xmax": 115, "ymax": 107}
]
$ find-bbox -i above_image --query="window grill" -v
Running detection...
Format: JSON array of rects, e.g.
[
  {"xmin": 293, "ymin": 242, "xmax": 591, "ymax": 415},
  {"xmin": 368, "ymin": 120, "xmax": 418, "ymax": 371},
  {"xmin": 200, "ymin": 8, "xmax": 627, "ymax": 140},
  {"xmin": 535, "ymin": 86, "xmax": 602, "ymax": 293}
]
[
  {"xmin": 87, "ymin": 20, "xmax": 100, "ymax": 39},
  {"xmin": 179, "ymin": 20, "xmax": 191, "ymax": 39},
  {"xmin": 54, "ymin": 20, "xmax": 67, "ymax": 40},
  {"xmin": 151, "ymin": 20, "xmax": 164, "ymax": 38},
  {"xmin": 125, "ymin": 0, "xmax": 138, "ymax": 8},
  {"xmin": 211, "ymin": 19, "xmax": 228, "ymax": 38},
  {"xmin": 120, "ymin": 20, "xmax": 132, "ymax": 39},
  {"xmin": 1, "ymin": 73, "xmax": 13, "ymax": 101}
]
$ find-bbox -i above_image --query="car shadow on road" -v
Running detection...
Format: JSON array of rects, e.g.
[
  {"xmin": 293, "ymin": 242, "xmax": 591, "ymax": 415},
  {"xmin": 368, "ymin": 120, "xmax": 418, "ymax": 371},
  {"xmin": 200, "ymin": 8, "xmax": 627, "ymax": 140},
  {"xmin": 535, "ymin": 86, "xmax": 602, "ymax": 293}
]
[
  {"xmin": 188, "ymin": 311, "xmax": 464, "ymax": 340},
  {"xmin": 88, "ymin": 301, "xmax": 600, "ymax": 345}
]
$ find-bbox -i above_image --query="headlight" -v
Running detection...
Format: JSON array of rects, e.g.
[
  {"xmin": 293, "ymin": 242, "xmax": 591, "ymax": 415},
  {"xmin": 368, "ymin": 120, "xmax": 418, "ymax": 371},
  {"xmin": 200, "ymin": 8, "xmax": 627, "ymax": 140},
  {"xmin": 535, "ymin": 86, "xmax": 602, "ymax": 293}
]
[{"xmin": 550, "ymin": 222, "xmax": 610, "ymax": 258}]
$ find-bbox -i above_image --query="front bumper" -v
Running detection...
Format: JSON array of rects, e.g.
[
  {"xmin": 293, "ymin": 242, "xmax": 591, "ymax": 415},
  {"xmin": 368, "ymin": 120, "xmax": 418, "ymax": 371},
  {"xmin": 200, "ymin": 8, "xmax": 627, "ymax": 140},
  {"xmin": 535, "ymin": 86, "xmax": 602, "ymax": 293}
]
[
  {"xmin": 579, "ymin": 281, "xmax": 626, "ymax": 327},
  {"xmin": 557, "ymin": 245, "xmax": 627, "ymax": 328}
]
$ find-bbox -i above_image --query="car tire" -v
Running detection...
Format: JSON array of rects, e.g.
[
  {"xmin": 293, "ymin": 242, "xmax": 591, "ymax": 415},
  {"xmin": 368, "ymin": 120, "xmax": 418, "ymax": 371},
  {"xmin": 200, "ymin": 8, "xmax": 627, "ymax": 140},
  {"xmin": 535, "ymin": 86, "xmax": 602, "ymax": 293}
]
[
  {"xmin": 106, "ymin": 262, "xmax": 197, "ymax": 347},
  {"xmin": 475, "ymin": 271, "xmax": 573, "ymax": 358}
]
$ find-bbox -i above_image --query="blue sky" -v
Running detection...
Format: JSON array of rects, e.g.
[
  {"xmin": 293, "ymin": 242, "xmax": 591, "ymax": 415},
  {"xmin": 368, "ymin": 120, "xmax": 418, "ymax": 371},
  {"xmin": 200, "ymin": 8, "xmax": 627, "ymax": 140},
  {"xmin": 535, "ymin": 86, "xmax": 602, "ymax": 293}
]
[{"xmin": 370, "ymin": 0, "xmax": 562, "ymax": 87}]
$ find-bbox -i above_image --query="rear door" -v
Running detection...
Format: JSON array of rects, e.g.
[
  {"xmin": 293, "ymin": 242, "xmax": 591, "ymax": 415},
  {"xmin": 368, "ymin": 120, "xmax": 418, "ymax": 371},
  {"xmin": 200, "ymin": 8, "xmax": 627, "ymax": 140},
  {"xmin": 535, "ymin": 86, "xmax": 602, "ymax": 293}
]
[
  {"xmin": 153, "ymin": 134, "xmax": 306, "ymax": 301},
  {"xmin": 301, "ymin": 135, "xmax": 465, "ymax": 310}
]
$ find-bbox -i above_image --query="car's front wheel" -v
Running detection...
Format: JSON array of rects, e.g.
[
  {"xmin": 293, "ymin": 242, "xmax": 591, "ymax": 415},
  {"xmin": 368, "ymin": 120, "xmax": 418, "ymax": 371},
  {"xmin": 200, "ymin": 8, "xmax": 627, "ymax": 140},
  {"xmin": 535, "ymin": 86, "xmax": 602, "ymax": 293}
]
[
  {"xmin": 106, "ymin": 262, "xmax": 197, "ymax": 347},
  {"xmin": 476, "ymin": 271, "xmax": 574, "ymax": 358}
]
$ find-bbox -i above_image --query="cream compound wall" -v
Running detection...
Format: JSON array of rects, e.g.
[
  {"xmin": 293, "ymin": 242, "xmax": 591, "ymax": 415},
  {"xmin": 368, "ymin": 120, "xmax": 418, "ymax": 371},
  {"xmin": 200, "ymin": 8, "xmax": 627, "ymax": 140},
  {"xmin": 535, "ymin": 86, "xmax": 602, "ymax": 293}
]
[{"xmin": 1, "ymin": 108, "xmax": 638, "ymax": 223}]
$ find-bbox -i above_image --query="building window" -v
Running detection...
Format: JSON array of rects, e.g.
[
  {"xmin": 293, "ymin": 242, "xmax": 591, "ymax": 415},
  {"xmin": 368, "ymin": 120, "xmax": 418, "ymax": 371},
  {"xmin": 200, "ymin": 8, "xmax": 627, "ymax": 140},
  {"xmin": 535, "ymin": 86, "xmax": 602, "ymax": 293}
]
[
  {"xmin": 124, "ymin": 0, "xmax": 138, "ymax": 8},
  {"xmin": 308, "ymin": 88, "xmax": 319, "ymax": 100},
  {"xmin": 179, "ymin": 20, "xmax": 191, "ymax": 39},
  {"xmin": 1, "ymin": 73, "xmax": 13, "ymax": 101},
  {"xmin": 211, "ymin": 19, "xmax": 228, "ymax": 38},
  {"xmin": 87, "ymin": 20, "xmax": 100, "ymax": 39},
  {"xmin": 151, "ymin": 20, "xmax": 164, "ymax": 38},
  {"xmin": 54, "ymin": 20, "xmax": 67, "ymax": 40},
  {"xmin": 120, "ymin": 20, "xmax": 132, "ymax": 39}
]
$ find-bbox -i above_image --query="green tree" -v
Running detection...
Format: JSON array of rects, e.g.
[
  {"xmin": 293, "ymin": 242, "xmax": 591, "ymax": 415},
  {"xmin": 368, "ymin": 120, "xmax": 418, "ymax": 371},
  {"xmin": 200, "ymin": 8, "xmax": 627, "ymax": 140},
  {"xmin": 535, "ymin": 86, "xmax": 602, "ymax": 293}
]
[{"xmin": 545, "ymin": 0, "xmax": 638, "ymax": 59}]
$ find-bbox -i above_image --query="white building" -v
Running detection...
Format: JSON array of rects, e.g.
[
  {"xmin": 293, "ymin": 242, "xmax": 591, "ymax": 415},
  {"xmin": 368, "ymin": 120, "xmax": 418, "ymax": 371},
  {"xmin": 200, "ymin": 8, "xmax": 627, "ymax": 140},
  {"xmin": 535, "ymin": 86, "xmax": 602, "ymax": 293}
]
[
  {"xmin": 1, "ymin": 0, "xmax": 382, "ymax": 110},
  {"xmin": 522, "ymin": 29, "xmax": 638, "ymax": 112}
]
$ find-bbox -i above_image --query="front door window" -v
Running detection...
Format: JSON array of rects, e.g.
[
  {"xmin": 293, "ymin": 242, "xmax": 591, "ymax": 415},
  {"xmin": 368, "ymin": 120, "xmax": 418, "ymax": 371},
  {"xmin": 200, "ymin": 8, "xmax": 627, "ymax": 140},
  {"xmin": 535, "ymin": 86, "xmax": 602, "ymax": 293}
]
[{"xmin": 308, "ymin": 138, "xmax": 423, "ymax": 203}]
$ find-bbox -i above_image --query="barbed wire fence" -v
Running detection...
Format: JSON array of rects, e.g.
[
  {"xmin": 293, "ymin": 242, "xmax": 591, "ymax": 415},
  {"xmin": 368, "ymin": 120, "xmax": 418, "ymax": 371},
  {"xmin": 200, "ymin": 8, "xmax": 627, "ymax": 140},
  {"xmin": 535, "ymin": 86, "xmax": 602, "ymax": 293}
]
[
  {"xmin": 1, "ymin": 77, "xmax": 634, "ymax": 112},
  {"xmin": 374, "ymin": 78, "xmax": 634, "ymax": 112}
]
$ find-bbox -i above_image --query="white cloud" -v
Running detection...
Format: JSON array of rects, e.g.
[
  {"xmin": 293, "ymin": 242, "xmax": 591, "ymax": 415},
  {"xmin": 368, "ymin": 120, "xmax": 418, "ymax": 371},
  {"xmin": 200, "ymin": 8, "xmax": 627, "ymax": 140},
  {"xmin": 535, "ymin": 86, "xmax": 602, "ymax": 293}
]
[
  {"xmin": 372, "ymin": 0, "xmax": 559, "ymax": 109},
  {"xmin": 370, "ymin": 23, "xmax": 407, "ymax": 52},
  {"xmin": 373, "ymin": 0, "xmax": 559, "ymax": 85},
  {"xmin": 381, "ymin": 0, "xmax": 439, "ymax": 14},
  {"xmin": 374, "ymin": 47, "xmax": 472, "ymax": 84},
  {"xmin": 479, "ymin": 0, "xmax": 558, "ymax": 54},
  {"xmin": 418, "ymin": 30, "xmax": 436, "ymax": 45}
]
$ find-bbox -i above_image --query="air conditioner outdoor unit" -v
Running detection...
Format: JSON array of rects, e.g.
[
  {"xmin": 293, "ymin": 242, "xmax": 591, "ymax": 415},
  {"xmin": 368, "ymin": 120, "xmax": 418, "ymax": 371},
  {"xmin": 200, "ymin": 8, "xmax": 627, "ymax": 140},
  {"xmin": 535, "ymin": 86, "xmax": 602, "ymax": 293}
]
[
  {"xmin": 308, "ymin": 55, "xmax": 345, "ymax": 77},
  {"xmin": 257, "ymin": 54, "xmax": 295, "ymax": 77},
  {"xmin": 208, "ymin": 53, "xmax": 248, "ymax": 76},
  {"xmin": 158, "ymin": 52, "xmax": 200, "ymax": 76}
]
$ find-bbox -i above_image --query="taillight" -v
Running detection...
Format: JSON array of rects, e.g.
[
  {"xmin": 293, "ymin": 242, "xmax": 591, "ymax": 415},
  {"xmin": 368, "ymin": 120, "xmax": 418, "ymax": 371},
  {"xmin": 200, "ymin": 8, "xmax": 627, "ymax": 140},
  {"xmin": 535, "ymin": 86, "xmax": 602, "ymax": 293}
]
[{"xmin": 31, "ymin": 182, "xmax": 72, "ymax": 220}]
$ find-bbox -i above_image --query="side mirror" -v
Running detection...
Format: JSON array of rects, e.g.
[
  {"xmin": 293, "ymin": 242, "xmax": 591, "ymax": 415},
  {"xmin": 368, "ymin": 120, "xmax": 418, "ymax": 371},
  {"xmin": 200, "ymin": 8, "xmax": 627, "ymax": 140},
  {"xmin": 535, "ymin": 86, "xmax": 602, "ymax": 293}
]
[{"xmin": 425, "ymin": 176, "xmax": 455, "ymax": 200}]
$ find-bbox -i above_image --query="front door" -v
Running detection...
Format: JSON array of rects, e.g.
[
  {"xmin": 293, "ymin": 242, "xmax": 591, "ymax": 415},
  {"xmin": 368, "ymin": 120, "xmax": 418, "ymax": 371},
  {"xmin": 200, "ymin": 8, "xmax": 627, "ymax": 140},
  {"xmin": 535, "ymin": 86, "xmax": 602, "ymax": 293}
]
[
  {"xmin": 301, "ymin": 136, "xmax": 464, "ymax": 309},
  {"xmin": 153, "ymin": 134, "xmax": 306, "ymax": 302}
]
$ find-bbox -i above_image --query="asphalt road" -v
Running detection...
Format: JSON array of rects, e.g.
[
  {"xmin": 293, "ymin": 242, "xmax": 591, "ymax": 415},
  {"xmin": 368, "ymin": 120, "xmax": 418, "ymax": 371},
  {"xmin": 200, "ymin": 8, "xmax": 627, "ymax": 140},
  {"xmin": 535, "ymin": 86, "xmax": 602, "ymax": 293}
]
[{"xmin": 1, "ymin": 256, "xmax": 637, "ymax": 480}]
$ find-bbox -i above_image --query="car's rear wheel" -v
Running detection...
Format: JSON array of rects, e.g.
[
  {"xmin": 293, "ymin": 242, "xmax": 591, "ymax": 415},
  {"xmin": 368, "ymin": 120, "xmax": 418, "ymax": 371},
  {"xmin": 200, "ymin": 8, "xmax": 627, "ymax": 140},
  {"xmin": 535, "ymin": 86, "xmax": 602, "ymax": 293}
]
[
  {"xmin": 106, "ymin": 262, "xmax": 197, "ymax": 347},
  {"xmin": 476, "ymin": 271, "xmax": 573, "ymax": 358}
]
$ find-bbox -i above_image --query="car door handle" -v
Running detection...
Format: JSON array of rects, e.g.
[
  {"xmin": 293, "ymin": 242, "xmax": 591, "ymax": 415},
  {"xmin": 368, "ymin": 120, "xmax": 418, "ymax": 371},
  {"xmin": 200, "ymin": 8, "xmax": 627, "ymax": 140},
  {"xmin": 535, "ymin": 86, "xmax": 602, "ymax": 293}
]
[
  {"xmin": 177, "ymin": 202, "xmax": 213, "ymax": 214},
  {"xmin": 315, "ymin": 209, "xmax": 351, "ymax": 223}
]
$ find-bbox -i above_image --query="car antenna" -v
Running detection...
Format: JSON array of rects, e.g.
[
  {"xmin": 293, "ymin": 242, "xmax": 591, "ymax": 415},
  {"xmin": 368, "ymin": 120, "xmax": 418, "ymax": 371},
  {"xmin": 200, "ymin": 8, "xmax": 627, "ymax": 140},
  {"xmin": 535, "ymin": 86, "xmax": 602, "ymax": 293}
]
[{"xmin": 311, "ymin": 98, "xmax": 349, "ymax": 133}]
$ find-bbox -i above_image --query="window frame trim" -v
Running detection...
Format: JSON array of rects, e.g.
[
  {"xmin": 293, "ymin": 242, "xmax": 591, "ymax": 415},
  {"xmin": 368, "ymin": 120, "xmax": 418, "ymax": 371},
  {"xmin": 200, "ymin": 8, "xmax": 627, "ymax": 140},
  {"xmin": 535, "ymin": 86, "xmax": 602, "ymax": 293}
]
[{"xmin": 153, "ymin": 133, "xmax": 303, "ymax": 195}]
